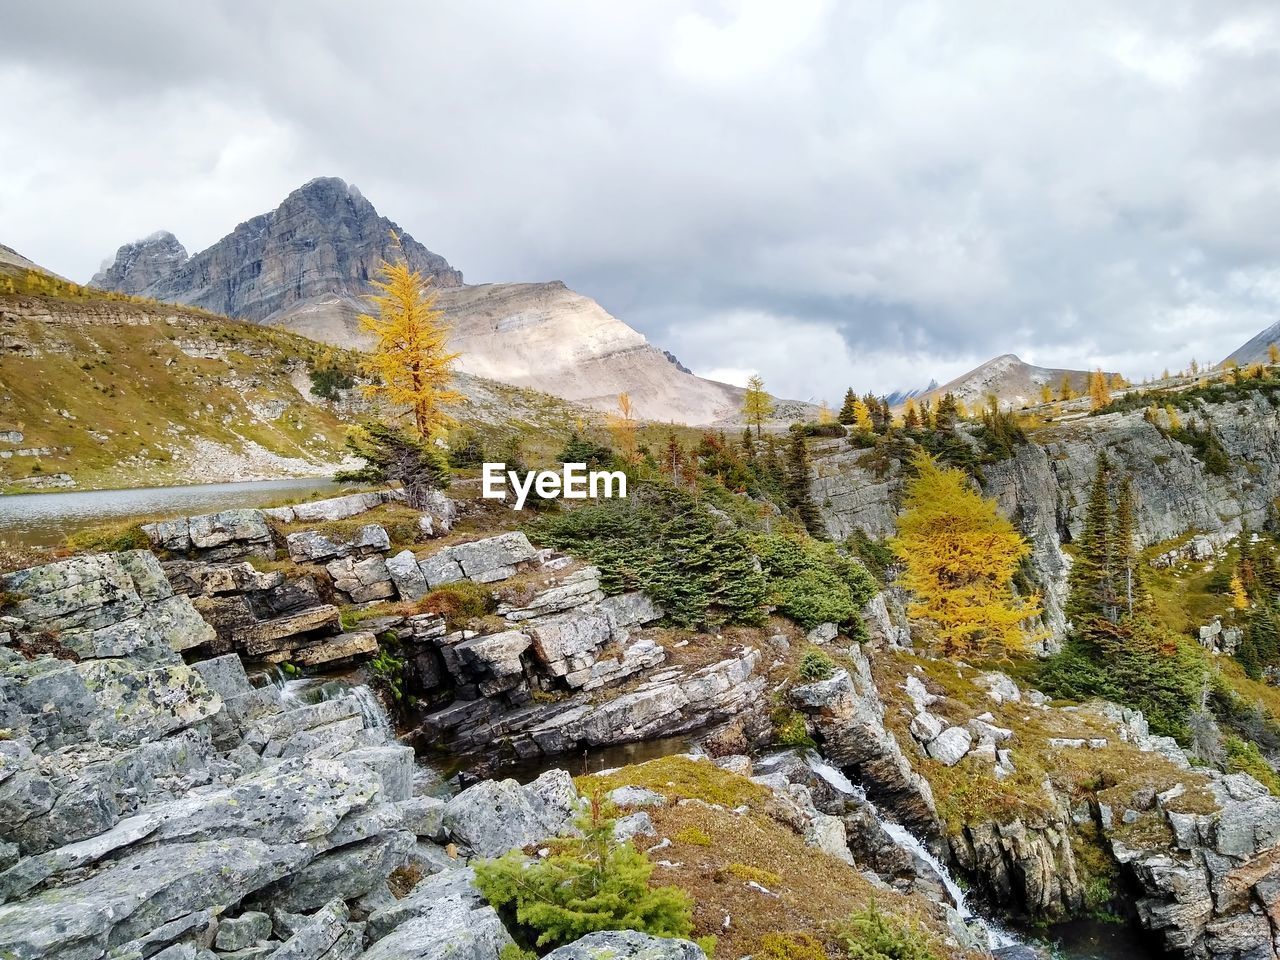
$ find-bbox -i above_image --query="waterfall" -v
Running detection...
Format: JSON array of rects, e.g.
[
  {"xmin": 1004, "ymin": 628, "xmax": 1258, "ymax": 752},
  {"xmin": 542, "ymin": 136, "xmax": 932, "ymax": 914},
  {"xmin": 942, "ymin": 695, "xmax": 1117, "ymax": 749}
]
[
  {"xmin": 349, "ymin": 684, "xmax": 394, "ymax": 736},
  {"xmin": 804, "ymin": 753, "xmax": 1018, "ymax": 951}
]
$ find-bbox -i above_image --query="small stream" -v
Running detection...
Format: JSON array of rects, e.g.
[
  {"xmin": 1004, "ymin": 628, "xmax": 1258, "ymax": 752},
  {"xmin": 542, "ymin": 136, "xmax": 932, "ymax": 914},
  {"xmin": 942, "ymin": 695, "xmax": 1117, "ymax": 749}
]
[
  {"xmin": 0, "ymin": 476, "xmax": 341, "ymax": 547},
  {"xmin": 265, "ymin": 668, "xmax": 1150, "ymax": 960}
]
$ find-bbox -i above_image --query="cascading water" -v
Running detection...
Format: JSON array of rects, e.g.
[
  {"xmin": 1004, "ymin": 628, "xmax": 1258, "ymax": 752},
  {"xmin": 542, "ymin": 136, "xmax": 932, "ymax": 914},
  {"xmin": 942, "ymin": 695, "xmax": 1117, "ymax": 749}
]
[
  {"xmin": 805, "ymin": 752, "xmax": 1019, "ymax": 952},
  {"xmin": 265, "ymin": 667, "xmax": 394, "ymax": 737}
]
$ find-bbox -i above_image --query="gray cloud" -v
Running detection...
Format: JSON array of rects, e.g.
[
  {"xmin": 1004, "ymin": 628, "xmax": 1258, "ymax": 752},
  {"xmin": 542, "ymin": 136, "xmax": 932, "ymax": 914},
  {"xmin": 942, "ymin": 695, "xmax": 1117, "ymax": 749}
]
[{"xmin": 4, "ymin": 0, "xmax": 1280, "ymax": 399}]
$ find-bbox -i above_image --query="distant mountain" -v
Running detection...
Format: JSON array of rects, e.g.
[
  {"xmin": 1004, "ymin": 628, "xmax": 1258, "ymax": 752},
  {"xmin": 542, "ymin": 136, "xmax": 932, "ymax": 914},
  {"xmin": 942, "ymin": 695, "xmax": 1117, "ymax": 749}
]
[
  {"xmin": 90, "ymin": 177, "xmax": 463, "ymax": 323},
  {"xmin": 91, "ymin": 178, "xmax": 799, "ymax": 425},
  {"xmin": 918, "ymin": 354, "xmax": 1109, "ymax": 410},
  {"xmin": 1221, "ymin": 322, "xmax": 1280, "ymax": 367},
  {"xmin": 884, "ymin": 380, "xmax": 936, "ymax": 406}
]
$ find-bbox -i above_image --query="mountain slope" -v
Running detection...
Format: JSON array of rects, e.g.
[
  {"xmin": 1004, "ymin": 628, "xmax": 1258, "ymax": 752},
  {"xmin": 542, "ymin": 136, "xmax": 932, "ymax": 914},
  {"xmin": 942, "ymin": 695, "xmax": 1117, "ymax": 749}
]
[
  {"xmin": 90, "ymin": 178, "xmax": 799, "ymax": 425},
  {"xmin": 1221, "ymin": 321, "xmax": 1280, "ymax": 367},
  {"xmin": 1, "ymin": 256, "xmax": 593, "ymax": 492},
  {"xmin": 919, "ymin": 354, "xmax": 1111, "ymax": 410},
  {"xmin": 90, "ymin": 177, "xmax": 462, "ymax": 323}
]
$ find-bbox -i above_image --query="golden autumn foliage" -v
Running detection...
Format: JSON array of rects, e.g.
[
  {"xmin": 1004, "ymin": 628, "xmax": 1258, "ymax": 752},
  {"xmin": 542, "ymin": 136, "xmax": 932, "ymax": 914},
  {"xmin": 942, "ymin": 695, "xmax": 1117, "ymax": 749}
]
[
  {"xmin": 358, "ymin": 241, "xmax": 462, "ymax": 439},
  {"xmin": 742, "ymin": 374, "xmax": 773, "ymax": 438},
  {"xmin": 608, "ymin": 392, "xmax": 639, "ymax": 463},
  {"xmin": 1270, "ymin": 343, "xmax": 1280, "ymax": 365},
  {"xmin": 1088, "ymin": 368, "xmax": 1109, "ymax": 410},
  {"xmin": 890, "ymin": 453, "xmax": 1043, "ymax": 657},
  {"xmin": 851, "ymin": 398, "xmax": 874, "ymax": 431},
  {"xmin": 1231, "ymin": 570, "xmax": 1250, "ymax": 611}
]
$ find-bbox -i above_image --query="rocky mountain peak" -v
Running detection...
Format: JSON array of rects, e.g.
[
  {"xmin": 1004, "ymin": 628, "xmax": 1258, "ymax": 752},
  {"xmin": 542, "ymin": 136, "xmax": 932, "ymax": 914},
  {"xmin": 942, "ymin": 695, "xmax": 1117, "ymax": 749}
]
[
  {"xmin": 89, "ymin": 179, "xmax": 462, "ymax": 323},
  {"xmin": 89, "ymin": 230, "xmax": 189, "ymax": 294}
]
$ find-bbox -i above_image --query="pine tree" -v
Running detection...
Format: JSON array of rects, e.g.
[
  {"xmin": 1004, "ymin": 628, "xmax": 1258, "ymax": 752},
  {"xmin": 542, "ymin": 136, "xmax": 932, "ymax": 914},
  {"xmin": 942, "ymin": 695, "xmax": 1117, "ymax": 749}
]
[
  {"xmin": 903, "ymin": 399, "xmax": 921, "ymax": 430},
  {"xmin": 934, "ymin": 392, "xmax": 959, "ymax": 431},
  {"xmin": 336, "ymin": 420, "xmax": 450, "ymax": 507},
  {"xmin": 474, "ymin": 795, "xmax": 695, "ymax": 948},
  {"xmin": 864, "ymin": 393, "xmax": 886, "ymax": 432},
  {"xmin": 660, "ymin": 433, "xmax": 685, "ymax": 483},
  {"xmin": 786, "ymin": 433, "xmax": 822, "ymax": 535},
  {"xmin": 742, "ymin": 374, "xmax": 774, "ymax": 439},
  {"xmin": 890, "ymin": 452, "xmax": 1043, "ymax": 657},
  {"xmin": 838, "ymin": 388, "xmax": 858, "ymax": 424},
  {"xmin": 359, "ymin": 237, "xmax": 462, "ymax": 439},
  {"xmin": 1114, "ymin": 475, "xmax": 1142, "ymax": 615},
  {"xmin": 1068, "ymin": 456, "xmax": 1119, "ymax": 625}
]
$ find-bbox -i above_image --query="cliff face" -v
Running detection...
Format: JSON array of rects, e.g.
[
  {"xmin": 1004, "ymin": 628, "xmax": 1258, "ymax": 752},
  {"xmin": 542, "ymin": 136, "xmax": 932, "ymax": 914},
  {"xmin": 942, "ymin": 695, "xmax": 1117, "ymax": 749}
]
[
  {"xmin": 89, "ymin": 177, "xmax": 462, "ymax": 324},
  {"xmin": 811, "ymin": 395, "xmax": 1280, "ymax": 647}
]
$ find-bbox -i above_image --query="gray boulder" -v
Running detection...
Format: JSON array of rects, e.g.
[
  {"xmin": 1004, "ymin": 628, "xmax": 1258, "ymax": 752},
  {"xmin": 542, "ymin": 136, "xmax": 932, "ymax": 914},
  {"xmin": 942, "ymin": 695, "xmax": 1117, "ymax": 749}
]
[
  {"xmin": 443, "ymin": 770, "xmax": 580, "ymax": 858},
  {"xmin": 543, "ymin": 931, "xmax": 706, "ymax": 960}
]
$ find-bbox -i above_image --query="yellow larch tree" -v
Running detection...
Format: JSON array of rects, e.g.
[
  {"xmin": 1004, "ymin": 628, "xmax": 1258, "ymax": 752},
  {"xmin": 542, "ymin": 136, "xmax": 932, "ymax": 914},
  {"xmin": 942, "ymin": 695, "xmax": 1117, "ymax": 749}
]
[
  {"xmin": 742, "ymin": 374, "xmax": 774, "ymax": 439},
  {"xmin": 609, "ymin": 392, "xmax": 639, "ymax": 464},
  {"xmin": 851, "ymin": 398, "xmax": 874, "ymax": 432},
  {"xmin": 1058, "ymin": 375, "xmax": 1074, "ymax": 401},
  {"xmin": 1088, "ymin": 369, "xmax": 1110, "ymax": 410},
  {"xmin": 890, "ymin": 452, "xmax": 1044, "ymax": 658},
  {"xmin": 1231, "ymin": 570, "xmax": 1250, "ymax": 611},
  {"xmin": 1269, "ymin": 343, "xmax": 1280, "ymax": 365},
  {"xmin": 818, "ymin": 400, "xmax": 835, "ymax": 425},
  {"xmin": 1039, "ymin": 383, "xmax": 1054, "ymax": 405},
  {"xmin": 359, "ymin": 240, "xmax": 462, "ymax": 439}
]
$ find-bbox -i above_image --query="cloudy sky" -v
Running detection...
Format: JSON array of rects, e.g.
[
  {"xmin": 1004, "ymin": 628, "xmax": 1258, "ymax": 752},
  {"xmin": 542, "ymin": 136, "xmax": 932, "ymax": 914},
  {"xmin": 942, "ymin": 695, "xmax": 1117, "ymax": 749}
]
[{"xmin": 4, "ymin": 1, "xmax": 1280, "ymax": 401}]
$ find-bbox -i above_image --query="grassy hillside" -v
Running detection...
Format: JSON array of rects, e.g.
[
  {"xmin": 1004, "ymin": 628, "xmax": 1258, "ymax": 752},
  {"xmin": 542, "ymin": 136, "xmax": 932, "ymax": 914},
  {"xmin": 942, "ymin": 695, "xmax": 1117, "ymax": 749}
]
[{"xmin": 0, "ymin": 261, "xmax": 633, "ymax": 492}]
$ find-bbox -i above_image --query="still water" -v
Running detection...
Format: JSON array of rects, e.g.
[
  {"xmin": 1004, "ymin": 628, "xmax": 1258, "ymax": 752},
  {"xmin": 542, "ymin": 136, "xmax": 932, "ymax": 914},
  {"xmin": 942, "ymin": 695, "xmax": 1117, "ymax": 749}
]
[{"xmin": 0, "ymin": 476, "xmax": 340, "ymax": 547}]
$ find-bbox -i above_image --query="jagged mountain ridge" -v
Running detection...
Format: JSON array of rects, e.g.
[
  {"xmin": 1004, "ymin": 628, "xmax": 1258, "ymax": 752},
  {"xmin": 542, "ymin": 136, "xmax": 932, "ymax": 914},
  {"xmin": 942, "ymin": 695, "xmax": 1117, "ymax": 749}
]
[
  {"xmin": 89, "ymin": 177, "xmax": 462, "ymax": 324},
  {"xmin": 918, "ymin": 353, "xmax": 1111, "ymax": 410},
  {"xmin": 89, "ymin": 178, "xmax": 793, "ymax": 425},
  {"xmin": 1221, "ymin": 320, "xmax": 1280, "ymax": 367}
]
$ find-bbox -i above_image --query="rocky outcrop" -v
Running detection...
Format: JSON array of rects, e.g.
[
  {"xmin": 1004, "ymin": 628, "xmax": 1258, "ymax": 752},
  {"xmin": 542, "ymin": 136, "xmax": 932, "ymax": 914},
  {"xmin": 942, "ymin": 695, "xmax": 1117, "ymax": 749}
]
[
  {"xmin": 811, "ymin": 393, "xmax": 1280, "ymax": 649},
  {"xmin": 90, "ymin": 177, "xmax": 462, "ymax": 323},
  {"xmin": 0, "ymin": 549, "xmax": 606, "ymax": 960},
  {"xmin": 790, "ymin": 648, "xmax": 939, "ymax": 836}
]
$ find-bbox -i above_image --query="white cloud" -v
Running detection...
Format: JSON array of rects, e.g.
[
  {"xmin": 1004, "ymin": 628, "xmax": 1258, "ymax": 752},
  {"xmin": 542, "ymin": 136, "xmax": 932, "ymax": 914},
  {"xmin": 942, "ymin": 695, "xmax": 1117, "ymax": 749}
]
[{"xmin": 2, "ymin": 0, "xmax": 1279, "ymax": 397}]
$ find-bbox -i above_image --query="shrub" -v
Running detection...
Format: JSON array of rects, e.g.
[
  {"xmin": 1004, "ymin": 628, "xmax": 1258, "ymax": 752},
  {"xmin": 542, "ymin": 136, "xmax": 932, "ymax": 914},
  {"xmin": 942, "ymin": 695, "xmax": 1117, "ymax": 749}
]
[
  {"xmin": 475, "ymin": 798, "xmax": 695, "ymax": 949},
  {"xmin": 558, "ymin": 430, "xmax": 615, "ymax": 469},
  {"xmin": 448, "ymin": 427, "xmax": 487, "ymax": 469},
  {"xmin": 1224, "ymin": 735, "xmax": 1280, "ymax": 794},
  {"xmin": 758, "ymin": 932, "xmax": 828, "ymax": 960},
  {"xmin": 309, "ymin": 363, "xmax": 355, "ymax": 400},
  {"xmin": 1038, "ymin": 619, "xmax": 1207, "ymax": 740},
  {"xmin": 790, "ymin": 421, "xmax": 848, "ymax": 439},
  {"xmin": 771, "ymin": 708, "xmax": 816, "ymax": 749},
  {"xmin": 529, "ymin": 480, "xmax": 767, "ymax": 628},
  {"xmin": 368, "ymin": 644, "xmax": 407, "ymax": 702},
  {"xmin": 755, "ymin": 533, "xmax": 876, "ymax": 632},
  {"xmin": 419, "ymin": 580, "xmax": 495, "ymax": 629},
  {"xmin": 673, "ymin": 826, "xmax": 713, "ymax": 846},
  {"xmin": 840, "ymin": 904, "xmax": 939, "ymax": 960},
  {"xmin": 797, "ymin": 649, "xmax": 835, "ymax": 681},
  {"xmin": 64, "ymin": 521, "xmax": 150, "ymax": 553},
  {"xmin": 336, "ymin": 420, "xmax": 450, "ymax": 507}
]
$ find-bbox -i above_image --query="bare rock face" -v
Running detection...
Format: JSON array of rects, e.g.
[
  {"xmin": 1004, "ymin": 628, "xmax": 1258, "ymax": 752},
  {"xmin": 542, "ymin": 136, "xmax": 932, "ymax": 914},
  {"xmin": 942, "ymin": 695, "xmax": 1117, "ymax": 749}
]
[
  {"xmin": 89, "ymin": 177, "xmax": 461, "ymax": 323},
  {"xmin": 89, "ymin": 230, "xmax": 189, "ymax": 294}
]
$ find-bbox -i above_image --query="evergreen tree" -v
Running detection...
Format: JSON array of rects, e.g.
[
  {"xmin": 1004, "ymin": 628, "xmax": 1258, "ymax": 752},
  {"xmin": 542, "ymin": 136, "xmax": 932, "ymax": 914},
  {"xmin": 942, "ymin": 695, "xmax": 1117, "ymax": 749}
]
[
  {"xmin": 903, "ymin": 400, "xmax": 921, "ymax": 430},
  {"xmin": 864, "ymin": 393, "xmax": 887, "ymax": 432},
  {"xmin": 785, "ymin": 433, "xmax": 822, "ymax": 535},
  {"xmin": 878, "ymin": 398, "xmax": 893, "ymax": 434},
  {"xmin": 1067, "ymin": 456, "xmax": 1119, "ymax": 625},
  {"xmin": 336, "ymin": 420, "xmax": 450, "ymax": 507},
  {"xmin": 1114, "ymin": 475, "xmax": 1142, "ymax": 615},
  {"xmin": 934, "ymin": 392, "xmax": 959, "ymax": 432},
  {"xmin": 838, "ymin": 388, "xmax": 858, "ymax": 424},
  {"xmin": 475, "ymin": 796, "xmax": 695, "ymax": 949}
]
